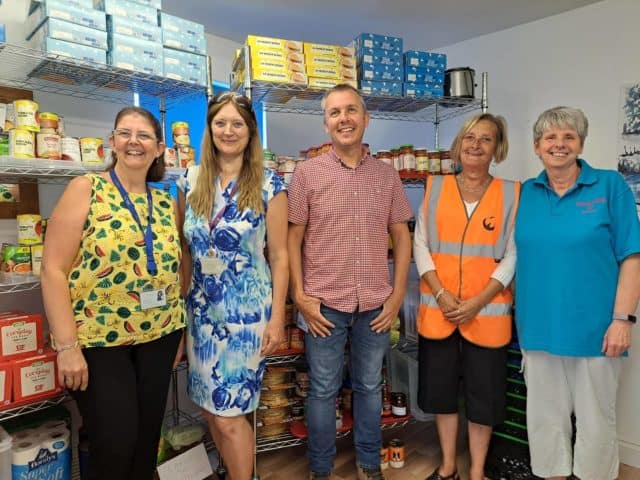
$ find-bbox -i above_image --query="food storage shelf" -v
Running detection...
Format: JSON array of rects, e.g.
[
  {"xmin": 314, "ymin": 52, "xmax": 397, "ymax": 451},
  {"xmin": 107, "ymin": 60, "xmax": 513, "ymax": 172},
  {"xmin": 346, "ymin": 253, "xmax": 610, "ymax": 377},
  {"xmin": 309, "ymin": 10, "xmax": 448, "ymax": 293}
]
[
  {"xmin": 0, "ymin": 273, "xmax": 41, "ymax": 294},
  {"xmin": 0, "ymin": 43, "xmax": 205, "ymax": 106}
]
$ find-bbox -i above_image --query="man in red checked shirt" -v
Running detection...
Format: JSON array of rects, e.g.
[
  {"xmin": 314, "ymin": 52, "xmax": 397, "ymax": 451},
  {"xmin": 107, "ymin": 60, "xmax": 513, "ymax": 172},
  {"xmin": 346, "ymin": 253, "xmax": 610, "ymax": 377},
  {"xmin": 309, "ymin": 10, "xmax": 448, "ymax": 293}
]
[{"xmin": 287, "ymin": 84, "xmax": 412, "ymax": 480}]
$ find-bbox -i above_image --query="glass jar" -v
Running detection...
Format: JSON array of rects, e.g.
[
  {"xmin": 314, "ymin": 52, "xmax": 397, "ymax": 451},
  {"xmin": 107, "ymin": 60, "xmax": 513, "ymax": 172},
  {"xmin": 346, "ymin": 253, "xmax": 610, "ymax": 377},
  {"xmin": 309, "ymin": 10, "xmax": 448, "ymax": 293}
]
[
  {"xmin": 391, "ymin": 392, "xmax": 407, "ymax": 417},
  {"xmin": 428, "ymin": 150, "xmax": 441, "ymax": 174},
  {"xmin": 440, "ymin": 150, "xmax": 454, "ymax": 174},
  {"xmin": 376, "ymin": 150, "xmax": 393, "ymax": 166},
  {"xmin": 400, "ymin": 144, "xmax": 415, "ymax": 171},
  {"xmin": 391, "ymin": 148, "xmax": 402, "ymax": 171},
  {"xmin": 415, "ymin": 148, "xmax": 429, "ymax": 172}
]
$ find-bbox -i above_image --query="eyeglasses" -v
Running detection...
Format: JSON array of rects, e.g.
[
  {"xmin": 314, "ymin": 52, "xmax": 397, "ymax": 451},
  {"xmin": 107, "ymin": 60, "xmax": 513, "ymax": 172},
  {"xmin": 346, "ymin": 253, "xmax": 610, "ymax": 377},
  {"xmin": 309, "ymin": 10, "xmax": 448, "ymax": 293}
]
[
  {"xmin": 462, "ymin": 134, "xmax": 495, "ymax": 145},
  {"xmin": 209, "ymin": 91, "xmax": 254, "ymax": 112},
  {"xmin": 112, "ymin": 129, "xmax": 157, "ymax": 143}
]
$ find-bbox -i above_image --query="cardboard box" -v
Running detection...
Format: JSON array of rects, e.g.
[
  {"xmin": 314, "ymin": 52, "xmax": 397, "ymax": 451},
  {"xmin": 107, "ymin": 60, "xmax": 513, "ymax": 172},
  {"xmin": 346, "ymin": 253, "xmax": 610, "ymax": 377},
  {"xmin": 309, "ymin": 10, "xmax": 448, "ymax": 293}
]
[
  {"xmin": 403, "ymin": 82, "xmax": 444, "ymax": 98},
  {"xmin": 305, "ymin": 53, "xmax": 355, "ymax": 69},
  {"xmin": 246, "ymin": 34, "xmax": 302, "ymax": 53},
  {"xmin": 308, "ymin": 77, "xmax": 357, "ymax": 90},
  {"xmin": 94, "ymin": 0, "xmax": 158, "ymax": 26},
  {"xmin": 0, "ymin": 313, "xmax": 44, "ymax": 362},
  {"xmin": 359, "ymin": 63, "xmax": 403, "ymax": 82},
  {"xmin": 12, "ymin": 348, "xmax": 62, "ymax": 403},
  {"xmin": 357, "ymin": 47, "xmax": 402, "ymax": 68},
  {"xmin": 0, "ymin": 362, "xmax": 11, "ymax": 405},
  {"xmin": 303, "ymin": 42, "xmax": 354, "ymax": 58},
  {"xmin": 28, "ymin": 0, "xmax": 107, "ymax": 34},
  {"xmin": 250, "ymin": 57, "xmax": 305, "ymax": 74},
  {"xmin": 161, "ymin": 28, "xmax": 206, "ymax": 55},
  {"xmin": 404, "ymin": 66, "xmax": 445, "ymax": 84},
  {"xmin": 158, "ymin": 12, "xmax": 204, "ymax": 36},
  {"xmin": 306, "ymin": 64, "xmax": 357, "ymax": 81},
  {"xmin": 358, "ymin": 80, "xmax": 402, "ymax": 96},
  {"xmin": 248, "ymin": 67, "xmax": 307, "ymax": 85},
  {"xmin": 107, "ymin": 14, "xmax": 161, "ymax": 43},
  {"xmin": 249, "ymin": 46, "xmax": 304, "ymax": 64},
  {"xmin": 403, "ymin": 50, "xmax": 447, "ymax": 69},
  {"xmin": 109, "ymin": 33, "xmax": 163, "ymax": 75},
  {"xmin": 27, "ymin": 17, "xmax": 108, "ymax": 50},
  {"xmin": 355, "ymin": 33, "xmax": 403, "ymax": 53},
  {"xmin": 31, "ymin": 36, "xmax": 107, "ymax": 64},
  {"xmin": 163, "ymin": 48, "xmax": 207, "ymax": 86}
]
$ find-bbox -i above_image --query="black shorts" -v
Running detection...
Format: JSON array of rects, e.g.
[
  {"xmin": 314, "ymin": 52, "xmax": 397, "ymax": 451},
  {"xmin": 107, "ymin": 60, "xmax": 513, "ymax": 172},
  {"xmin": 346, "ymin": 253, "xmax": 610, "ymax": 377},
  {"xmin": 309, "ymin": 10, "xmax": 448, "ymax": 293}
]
[{"xmin": 417, "ymin": 329, "xmax": 507, "ymax": 426}]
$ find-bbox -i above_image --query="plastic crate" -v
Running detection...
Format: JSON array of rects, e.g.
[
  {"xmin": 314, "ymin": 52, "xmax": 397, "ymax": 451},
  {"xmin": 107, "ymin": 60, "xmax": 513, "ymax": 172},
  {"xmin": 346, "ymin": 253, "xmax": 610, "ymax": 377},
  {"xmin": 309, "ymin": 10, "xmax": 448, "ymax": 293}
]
[{"xmin": 388, "ymin": 346, "xmax": 433, "ymax": 422}]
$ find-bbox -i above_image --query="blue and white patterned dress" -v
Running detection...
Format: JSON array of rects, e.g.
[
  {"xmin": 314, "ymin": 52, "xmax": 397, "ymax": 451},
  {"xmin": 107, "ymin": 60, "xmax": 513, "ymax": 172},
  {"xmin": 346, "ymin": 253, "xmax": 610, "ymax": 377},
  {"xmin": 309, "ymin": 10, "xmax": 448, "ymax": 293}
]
[{"xmin": 177, "ymin": 166, "xmax": 286, "ymax": 416}]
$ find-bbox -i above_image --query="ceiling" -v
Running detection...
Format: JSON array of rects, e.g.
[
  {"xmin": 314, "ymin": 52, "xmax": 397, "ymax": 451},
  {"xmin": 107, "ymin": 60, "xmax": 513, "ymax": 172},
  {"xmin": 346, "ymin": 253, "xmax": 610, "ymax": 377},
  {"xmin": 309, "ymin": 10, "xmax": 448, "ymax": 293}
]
[{"xmin": 161, "ymin": 0, "xmax": 602, "ymax": 50}]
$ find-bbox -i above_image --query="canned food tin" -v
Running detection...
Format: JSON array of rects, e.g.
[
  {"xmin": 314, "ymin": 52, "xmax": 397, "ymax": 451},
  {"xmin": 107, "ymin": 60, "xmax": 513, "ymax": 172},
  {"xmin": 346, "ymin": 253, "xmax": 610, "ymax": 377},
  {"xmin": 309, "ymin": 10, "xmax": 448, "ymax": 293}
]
[
  {"xmin": 388, "ymin": 439, "xmax": 405, "ymax": 468},
  {"xmin": 14, "ymin": 99, "xmax": 39, "ymax": 132},
  {"xmin": 9, "ymin": 129, "xmax": 35, "ymax": 158},
  {"xmin": 2, "ymin": 244, "xmax": 32, "ymax": 274},
  {"xmin": 31, "ymin": 244, "xmax": 43, "ymax": 276},
  {"xmin": 17, "ymin": 214, "xmax": 43, "ymax": 245},
  {"xmin": 80, "ymin": 137, "xmax": 104, "ymax": 164},
  {"xmin": 172, "ymin": 121, "xmax": 190, "ymax": 146},
  {"xmin": 36, "ymin": 132, "xmax": 61, "ymax": 160},
  {"xmin": 164, "ymin": 147, "xmax": 178, "ymax": 167},
  {"xmin": 61, "ymin": 137, "xmax": 81, "ymax": 162},
  {"xmin": 38, "ymin": 112, "xmax": 59, "ymax": 131},
  {"xmin": 177, "ymin": 145, "xmax": 195, "ymax": 168}
]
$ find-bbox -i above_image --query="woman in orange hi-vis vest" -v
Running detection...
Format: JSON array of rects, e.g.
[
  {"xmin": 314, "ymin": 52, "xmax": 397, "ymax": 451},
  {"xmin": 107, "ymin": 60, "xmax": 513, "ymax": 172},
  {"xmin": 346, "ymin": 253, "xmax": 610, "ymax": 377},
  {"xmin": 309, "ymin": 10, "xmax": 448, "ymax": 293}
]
[{"xmin": 414, "ymin": 113, "xmax": 520, "ymax": 480}]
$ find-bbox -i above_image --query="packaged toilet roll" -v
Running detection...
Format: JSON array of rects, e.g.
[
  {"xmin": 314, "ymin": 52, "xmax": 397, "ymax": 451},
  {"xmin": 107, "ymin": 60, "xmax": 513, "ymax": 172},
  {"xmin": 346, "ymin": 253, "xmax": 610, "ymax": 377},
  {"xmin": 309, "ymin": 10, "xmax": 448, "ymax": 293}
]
[
  {"xmin": 12, "ymin": 427, "xmax": 71, "ymax": 480},
  {"xmin": 39, "ymin": 420, "xmax": 68, "ymax": 433}
]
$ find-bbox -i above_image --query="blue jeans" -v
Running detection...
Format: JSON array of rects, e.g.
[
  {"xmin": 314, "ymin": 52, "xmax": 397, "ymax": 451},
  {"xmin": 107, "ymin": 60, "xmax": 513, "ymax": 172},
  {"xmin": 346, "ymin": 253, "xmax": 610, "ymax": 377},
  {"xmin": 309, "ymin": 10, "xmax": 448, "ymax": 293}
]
[{"xmin": 302, "ymin": 304, "xmax": 389, "ymax": 474}]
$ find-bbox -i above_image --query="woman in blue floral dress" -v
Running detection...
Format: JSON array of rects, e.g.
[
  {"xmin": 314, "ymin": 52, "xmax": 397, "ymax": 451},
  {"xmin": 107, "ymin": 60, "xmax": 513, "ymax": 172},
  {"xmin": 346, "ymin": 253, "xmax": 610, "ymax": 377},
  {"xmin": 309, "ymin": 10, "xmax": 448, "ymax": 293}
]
[{"xmin": 177, "ymin": 92, "xmax": 288, "ymax": 480}]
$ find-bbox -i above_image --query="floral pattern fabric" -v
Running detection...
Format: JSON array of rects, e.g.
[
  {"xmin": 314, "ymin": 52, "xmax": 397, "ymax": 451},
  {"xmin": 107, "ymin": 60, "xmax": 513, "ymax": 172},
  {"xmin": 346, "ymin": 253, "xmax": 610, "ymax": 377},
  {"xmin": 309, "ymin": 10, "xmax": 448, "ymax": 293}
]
[
  {"xmin": 178, "ymin": 167, "xmax": 285, "ymax": 416},
  {"xmin": 70, "ymin": 174, "xmax": 186, "ymax": 348}
]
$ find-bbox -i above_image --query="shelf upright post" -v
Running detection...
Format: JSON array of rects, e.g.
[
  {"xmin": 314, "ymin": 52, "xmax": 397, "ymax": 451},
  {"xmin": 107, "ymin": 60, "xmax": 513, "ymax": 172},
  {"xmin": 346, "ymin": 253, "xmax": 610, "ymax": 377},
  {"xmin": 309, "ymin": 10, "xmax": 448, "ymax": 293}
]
[
  {"xmin": 242, "ymin": 45, "xmax": 252, "ymax": 100},
  {"xmin": 433, "ymin": 103, "xmax": 440, "ymax": 150},
  {"xmin": 481, "ymin": 72, "xmax": 488, "ymax": 113},
  {"xmin": 159, "ymin": 96, "xmax": 167, "ymax": 148},
  {"xmin": 206, "ymin": 55, "xmax": 214, "ymax": 103}
]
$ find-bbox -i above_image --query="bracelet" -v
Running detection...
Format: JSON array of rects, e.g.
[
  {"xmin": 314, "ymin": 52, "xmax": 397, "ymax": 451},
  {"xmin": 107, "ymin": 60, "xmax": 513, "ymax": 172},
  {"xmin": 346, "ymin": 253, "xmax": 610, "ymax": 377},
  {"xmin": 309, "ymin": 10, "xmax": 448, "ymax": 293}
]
[
  {"xmin": 56, "ymin": 340, "xmax": 79, "ymax": 354},
  {"xmin": 435, "ymin": 287, "xmax": 446, "ymax": 302}
]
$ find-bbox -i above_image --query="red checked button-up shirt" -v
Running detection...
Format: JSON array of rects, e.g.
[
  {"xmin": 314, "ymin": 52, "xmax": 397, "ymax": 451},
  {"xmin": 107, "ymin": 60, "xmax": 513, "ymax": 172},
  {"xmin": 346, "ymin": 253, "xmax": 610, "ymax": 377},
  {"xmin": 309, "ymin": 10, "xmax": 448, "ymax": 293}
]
[{"xmin": 288, "ymin": 147, "xmax": 412, "ymax": 313}]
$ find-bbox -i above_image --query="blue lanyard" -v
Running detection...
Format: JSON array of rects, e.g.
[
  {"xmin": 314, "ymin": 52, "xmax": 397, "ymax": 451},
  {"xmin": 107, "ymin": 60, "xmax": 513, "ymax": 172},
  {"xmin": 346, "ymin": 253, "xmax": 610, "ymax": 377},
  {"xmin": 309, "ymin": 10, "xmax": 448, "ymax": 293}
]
[{"xmin": 109, "ymin": 169, "xmax": 157, "ymax": 276}]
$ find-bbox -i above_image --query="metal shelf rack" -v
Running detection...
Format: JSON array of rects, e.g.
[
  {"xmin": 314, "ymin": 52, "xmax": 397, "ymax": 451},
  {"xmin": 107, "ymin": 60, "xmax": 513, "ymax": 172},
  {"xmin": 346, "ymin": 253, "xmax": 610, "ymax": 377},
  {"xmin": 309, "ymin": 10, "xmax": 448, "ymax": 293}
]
[
  {"xmin": 232, "ymin": 45, "xmax": 488, "ymax": 148},
  {"xmin": 0, "ymin": 156, "xmax": 186, "ymax": 184},
  {"xmin": 0, "ymin": 393, "xmax": 70, "ymax": 422},
  {"xmin": 0, "ymin": 273, "xmax": 41, "ymax": 294}
]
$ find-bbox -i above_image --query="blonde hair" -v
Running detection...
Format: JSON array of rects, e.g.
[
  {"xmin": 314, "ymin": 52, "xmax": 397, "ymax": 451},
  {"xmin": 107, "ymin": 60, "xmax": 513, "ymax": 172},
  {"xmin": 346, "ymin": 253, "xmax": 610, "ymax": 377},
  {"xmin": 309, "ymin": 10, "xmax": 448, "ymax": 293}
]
[
  {"xmin": 188, "ymin": 93, "xmax": 264, "ymax": 218},
  {"xmin": 450, "ymin": 113, "xmax": 509, "ymax": 164}
]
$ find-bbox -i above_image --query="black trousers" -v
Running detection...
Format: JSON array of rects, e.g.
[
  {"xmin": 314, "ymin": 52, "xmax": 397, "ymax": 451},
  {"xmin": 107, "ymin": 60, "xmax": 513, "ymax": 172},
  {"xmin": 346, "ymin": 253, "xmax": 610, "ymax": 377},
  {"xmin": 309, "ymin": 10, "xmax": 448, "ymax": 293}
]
[{"xmin": 71, "ymin": 330, "xmax": 182, "ymax": 480}]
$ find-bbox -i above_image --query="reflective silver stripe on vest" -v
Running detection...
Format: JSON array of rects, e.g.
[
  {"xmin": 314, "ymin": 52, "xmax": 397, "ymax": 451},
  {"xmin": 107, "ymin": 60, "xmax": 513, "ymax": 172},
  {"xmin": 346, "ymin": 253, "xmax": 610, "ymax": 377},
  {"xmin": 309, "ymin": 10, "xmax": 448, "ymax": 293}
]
[
  {"xmin": 426, "ymin": 176, "xmax": 517, "ymax": 260},
  {"xmin": 420, "ymin": 293, "xmax": 512, "ymax": 316}
]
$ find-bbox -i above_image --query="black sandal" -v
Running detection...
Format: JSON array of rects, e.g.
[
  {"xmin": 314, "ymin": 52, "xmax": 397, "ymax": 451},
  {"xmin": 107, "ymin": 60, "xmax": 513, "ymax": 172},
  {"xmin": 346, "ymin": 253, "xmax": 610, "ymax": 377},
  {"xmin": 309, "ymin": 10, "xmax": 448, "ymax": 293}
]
[{"xmin": 425, "ymin": 466, "xmax": 460, "ymax": 480}]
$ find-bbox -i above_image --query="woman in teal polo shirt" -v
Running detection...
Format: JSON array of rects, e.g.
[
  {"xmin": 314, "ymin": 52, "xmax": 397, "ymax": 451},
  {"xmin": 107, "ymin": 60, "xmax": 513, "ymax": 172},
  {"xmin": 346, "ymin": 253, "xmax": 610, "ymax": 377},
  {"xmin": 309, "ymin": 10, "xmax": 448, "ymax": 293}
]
[{"xmin": 515, "ymin": 106, "xmax": 640, "ymax": 480}]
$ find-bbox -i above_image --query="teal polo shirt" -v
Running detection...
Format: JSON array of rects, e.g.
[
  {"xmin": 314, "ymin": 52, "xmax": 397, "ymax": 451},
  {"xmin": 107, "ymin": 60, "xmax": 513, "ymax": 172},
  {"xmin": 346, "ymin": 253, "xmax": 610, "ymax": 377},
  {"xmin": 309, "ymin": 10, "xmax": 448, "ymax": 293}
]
[{"xmin": 515, "ymin": 159, "xmax": 640, "ymax": 356}]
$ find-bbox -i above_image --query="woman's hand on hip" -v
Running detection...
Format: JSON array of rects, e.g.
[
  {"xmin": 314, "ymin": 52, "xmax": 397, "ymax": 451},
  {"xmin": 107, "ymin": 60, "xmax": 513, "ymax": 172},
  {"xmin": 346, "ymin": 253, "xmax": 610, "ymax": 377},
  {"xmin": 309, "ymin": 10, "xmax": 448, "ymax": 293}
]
[
  {"xmin": 57, "ymin": 348, "xmax": 89, "ymax": 391},
  {"xmin": 261, "ymin": 320, "xmax": 286, "ymax": 356},
  {"xmin": 445, "ymin": 297, "xmax": 483, "ymax": 325},
  {"xmin": 602, "ymin": 319, "xmax": 632, "ymax": 357}
]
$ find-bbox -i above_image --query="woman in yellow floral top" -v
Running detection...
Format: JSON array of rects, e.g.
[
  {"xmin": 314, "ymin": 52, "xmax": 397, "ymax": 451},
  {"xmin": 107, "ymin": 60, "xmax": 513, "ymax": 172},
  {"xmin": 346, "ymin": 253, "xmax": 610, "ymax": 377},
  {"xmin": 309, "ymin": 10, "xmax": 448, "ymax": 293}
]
[{"xmin": 41, "ymin": 106, "xmax": 185, "ymax": 480}]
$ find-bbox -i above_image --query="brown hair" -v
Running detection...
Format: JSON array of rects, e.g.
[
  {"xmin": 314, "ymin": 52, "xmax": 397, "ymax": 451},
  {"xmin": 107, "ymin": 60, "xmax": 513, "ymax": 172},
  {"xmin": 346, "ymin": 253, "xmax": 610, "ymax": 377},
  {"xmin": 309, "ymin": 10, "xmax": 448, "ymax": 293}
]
[
  {"xmin": 106, "ymin": 106, "xmax": 166, "ymax": 182},
  {"xmin": 449, "ymin": 112, "xmax": 509, "ymax": 164},
  {"xmin": 188, "ymin": 92, "xmax": 264, "ymax": 218},
  {"xmin": 320, "ymin": 83, "xmax": 367, "ymax": 113}
]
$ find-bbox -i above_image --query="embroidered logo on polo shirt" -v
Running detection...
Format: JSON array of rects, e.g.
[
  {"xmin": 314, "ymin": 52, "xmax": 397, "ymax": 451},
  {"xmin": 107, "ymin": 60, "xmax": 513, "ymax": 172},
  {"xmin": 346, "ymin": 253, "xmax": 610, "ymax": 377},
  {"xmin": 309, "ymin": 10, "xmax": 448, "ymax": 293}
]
[{"xmin": 576, "ymin": 197, "xmax": 605, "ymax": 214}]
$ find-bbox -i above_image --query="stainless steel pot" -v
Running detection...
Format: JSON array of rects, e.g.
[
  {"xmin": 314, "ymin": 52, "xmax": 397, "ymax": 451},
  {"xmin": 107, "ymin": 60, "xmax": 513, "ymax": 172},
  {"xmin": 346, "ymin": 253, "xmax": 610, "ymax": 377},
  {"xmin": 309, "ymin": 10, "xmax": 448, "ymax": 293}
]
[{"xmin": 445, "ymin": 67, "xmax": 476, "ymax": 98}]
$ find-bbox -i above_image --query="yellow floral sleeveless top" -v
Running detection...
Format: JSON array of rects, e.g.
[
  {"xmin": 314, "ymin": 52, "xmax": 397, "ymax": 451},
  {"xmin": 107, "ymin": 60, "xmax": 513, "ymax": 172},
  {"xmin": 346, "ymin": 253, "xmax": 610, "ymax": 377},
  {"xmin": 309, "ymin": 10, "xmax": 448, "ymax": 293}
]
[{"xmin": 69, "ymin": 174, "xmax": 185, "ymax": 348}]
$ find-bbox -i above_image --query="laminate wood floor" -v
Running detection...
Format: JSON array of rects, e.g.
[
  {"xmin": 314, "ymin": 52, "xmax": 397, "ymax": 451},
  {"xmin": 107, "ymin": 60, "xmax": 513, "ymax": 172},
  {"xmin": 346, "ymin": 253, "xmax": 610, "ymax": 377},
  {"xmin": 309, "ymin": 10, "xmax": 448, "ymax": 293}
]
[{"xmin": 254, "ymin": 421, "xmax": 640, "ymax": 480}]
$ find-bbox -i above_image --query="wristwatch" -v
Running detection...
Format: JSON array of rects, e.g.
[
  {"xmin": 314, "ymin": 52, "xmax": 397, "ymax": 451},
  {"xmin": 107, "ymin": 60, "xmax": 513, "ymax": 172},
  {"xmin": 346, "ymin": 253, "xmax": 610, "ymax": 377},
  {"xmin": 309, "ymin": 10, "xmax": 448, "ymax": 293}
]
[{"xmin": 613, "ymin": 312, "xmax": 637, "ymax": 324}]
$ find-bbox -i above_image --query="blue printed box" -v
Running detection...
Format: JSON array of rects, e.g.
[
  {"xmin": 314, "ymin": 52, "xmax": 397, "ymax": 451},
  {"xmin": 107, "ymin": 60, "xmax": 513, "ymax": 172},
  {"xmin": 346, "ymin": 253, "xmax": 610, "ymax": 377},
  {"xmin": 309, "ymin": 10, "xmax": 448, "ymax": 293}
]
[
  {"xmin": 404, "ymin": 66, "xmax": 444, "ymax": 84},
  {"xmin": 163, "ymin": 47, "xmax": 207, "ymax": 86},
  {"xmin": 94, "ymin": 0, "xmax": 158, "ymax": 26},
  {"xmin": 107, "ymin": 15, "xmax": 161, "ymax": 43},
  {"xmin": 359, "ymin": 80, "xmax": 403, "ymax": 96},
  {"xmin": 403, "ymin": 82, "xmax": 444, "ymax": 98},
  {"xmin": 159, "ymin": 12, "xmax": 204, "ymax": 37},
  {"xmin": 31, "ymin": 36, "xmax": 107, "ymax": 64},
  {"xmin": 357, "ymin": 47, "xmax": 402, "ymax": 68},
  {"xmin": 404, "ymin": 50, "xmax": 447, "ymax": 69},
  {"xmin": 108, "ymin": 33, "xmax": 162, "ymax": 75},
  {"xmin": 28, "ymin": 1, "xmax": 106, "ymax": 34},
  {"xmin": 27, "ymin": 17, "xmax": 108, "ymax": 50},
  {"xmin": 29, "ymin": 0, "xmax": 95, "ymax": 12},
  {"xmin": 0, "ymin": 24, "xmax": 5, "ymax": 43},
  {"xmin": 359, "ymin": 64, "xmax": 403, "ymax": 82},
  {"xmin": 133, "ymin": 0, "xmax": 161, "ymax": 8},
  {"xmin": 355, "ymin": 33, "xmax": 402, "ymax": 53},
  {"xmin": 161, "ymin": 28, "xmax": 206, "ymax": 55}
]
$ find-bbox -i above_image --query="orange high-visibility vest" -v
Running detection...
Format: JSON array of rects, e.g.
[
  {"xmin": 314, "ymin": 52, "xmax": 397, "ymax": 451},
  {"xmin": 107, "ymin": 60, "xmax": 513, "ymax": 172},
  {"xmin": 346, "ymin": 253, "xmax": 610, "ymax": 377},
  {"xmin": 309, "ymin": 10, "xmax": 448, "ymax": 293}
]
[{"xmin": 417, "ymin": 175, "xmax": 520, "ymax": 347}]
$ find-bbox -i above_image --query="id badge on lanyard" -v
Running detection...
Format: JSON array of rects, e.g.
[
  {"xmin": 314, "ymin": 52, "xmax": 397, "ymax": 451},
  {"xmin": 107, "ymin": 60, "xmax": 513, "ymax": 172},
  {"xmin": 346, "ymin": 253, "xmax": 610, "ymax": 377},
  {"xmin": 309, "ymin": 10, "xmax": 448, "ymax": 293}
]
[{"xmin": 202, "ymin": 181, "xmax": 238, "ymax": 276}]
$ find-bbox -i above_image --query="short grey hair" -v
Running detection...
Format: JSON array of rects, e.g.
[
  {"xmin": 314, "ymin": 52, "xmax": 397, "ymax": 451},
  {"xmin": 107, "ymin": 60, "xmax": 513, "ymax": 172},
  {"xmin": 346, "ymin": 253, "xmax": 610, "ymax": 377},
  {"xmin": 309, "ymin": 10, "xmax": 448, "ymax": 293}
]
[
  {"xmin": 533, "ymin": 106, "xmax": 589, "ymax": 145},
  {"xmin": 320, "ymin": 83, "xmax": 367, "ymax": 113}
]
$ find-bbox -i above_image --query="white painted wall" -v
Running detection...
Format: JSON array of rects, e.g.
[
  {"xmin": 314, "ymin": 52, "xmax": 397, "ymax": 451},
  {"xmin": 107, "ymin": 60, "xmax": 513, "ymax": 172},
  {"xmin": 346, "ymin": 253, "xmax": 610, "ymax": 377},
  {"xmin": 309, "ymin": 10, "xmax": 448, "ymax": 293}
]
[{"xmin": 435, "ymin": 0, "xmax": 640, "ymax": 466}]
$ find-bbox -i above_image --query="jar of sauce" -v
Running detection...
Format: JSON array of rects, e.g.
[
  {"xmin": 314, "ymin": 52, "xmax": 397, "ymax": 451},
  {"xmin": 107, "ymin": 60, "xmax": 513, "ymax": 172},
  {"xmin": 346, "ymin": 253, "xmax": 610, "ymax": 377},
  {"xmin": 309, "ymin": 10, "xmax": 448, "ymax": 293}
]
[
  {"xmin": 388, "ymin": 439, "xmax": 405, "ymax": 468},
  {"xmin": 391, "ymin": 392, "xmax": 407, "ymax": 417},
  {"xmin": 400, "ymin": 144, "xmax": 415, "ymax": 171},
  {"xmin": 428, "ymin": 150, "xmax": 441, "ymax": 174},
  {"xmin": 440, "ymin": 150, "xmax": 454, "ymax": 174},
  {"xmin": 376, "ymin": 150, "xmax": 393, "ymax": 166},
  {"xmin": 391, "ymin": 148, "xmax": 402, "ymax": 171},
  {"xmin": 415, "ymin": 148, "xmax": 429, "ymax": 172}
]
